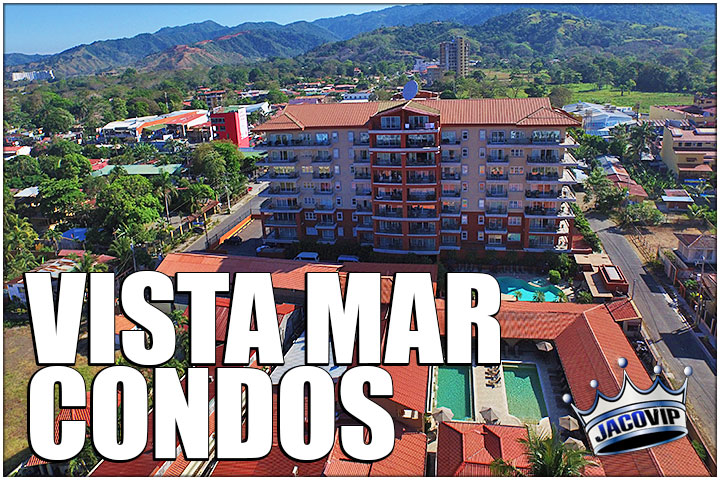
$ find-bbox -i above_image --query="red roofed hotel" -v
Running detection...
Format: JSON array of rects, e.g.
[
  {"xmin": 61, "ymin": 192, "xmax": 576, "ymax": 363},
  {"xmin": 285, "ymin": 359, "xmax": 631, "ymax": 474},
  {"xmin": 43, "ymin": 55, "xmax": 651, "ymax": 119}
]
[{"xmin": 254, "ymin": 98, "xmax": 581, "ymax": 255}]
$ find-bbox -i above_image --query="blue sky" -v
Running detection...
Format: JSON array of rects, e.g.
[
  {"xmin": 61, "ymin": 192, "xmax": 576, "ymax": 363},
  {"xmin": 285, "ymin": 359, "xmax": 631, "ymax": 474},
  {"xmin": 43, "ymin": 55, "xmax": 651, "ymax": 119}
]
[{"xmin": 4, "ymin": 4, "xmax": 392, "ymax": 54}]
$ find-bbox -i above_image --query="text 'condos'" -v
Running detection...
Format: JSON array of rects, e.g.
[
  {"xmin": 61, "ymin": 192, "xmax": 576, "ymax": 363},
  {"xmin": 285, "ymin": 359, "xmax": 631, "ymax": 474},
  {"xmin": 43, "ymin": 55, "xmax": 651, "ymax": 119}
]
[{"xmin": 255, "ymin": 98, "xmax": 581, "ymax": 255}]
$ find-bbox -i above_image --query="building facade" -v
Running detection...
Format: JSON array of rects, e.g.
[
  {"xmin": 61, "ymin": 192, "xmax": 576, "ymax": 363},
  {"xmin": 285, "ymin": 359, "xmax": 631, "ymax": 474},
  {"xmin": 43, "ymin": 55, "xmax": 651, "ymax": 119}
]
[
  {"xmin": 660, "ymin": 126, "xmax": 717, "ymax": 181},
  {"xmin": 255, "ymin": 98, "xmax": 580, "ymax": 255},
  {"xmin": 439, "ymin": 37, "xmax": 469, "ymax": 78},
  {"xmin": 210, "ymin": 106, "xmax": 250, "ymax": 147}
]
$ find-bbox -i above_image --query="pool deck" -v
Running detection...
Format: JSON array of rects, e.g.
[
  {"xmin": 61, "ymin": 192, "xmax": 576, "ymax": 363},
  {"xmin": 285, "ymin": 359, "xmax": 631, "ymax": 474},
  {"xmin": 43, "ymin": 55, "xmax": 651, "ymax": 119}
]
[{"xmin": 473, "ymin": 351, "xmax": 573, "ymax": 427}]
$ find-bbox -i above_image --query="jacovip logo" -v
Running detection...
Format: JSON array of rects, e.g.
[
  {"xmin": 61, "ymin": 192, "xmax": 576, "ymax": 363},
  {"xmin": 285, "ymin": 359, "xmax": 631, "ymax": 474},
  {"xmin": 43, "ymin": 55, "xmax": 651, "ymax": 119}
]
[{"xmin": 563, "ymin": 357, "xmax": 692, "ymax": 456}]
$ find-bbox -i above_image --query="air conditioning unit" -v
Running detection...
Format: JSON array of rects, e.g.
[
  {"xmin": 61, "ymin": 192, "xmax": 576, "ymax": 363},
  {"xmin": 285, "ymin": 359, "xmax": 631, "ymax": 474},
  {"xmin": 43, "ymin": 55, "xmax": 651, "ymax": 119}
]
[{"xmin": 405, "ymin": 124, "xmax": 410, "ymax": 129}]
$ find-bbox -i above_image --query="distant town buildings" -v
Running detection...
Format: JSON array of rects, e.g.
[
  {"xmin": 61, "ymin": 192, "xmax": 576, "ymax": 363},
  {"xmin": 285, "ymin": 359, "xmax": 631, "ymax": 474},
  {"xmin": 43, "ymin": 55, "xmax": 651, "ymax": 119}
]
[
  {"xmin": 439, "ymin": 37, "xmax": 469, "ymax": 78},
  {"xmin": 649, "ymin": 93, "xmax": 717, "ymax": 128},
  {"xmin": 660, "ymin": 125, "xmax": 717, "ymax": 182},
  {"xmin": 11, "ymin": 70, "xmax": 54, "ymax": 82},
  {"xmin": 210, "ymin": 106, "xmax": 250, "ymax": 147}
]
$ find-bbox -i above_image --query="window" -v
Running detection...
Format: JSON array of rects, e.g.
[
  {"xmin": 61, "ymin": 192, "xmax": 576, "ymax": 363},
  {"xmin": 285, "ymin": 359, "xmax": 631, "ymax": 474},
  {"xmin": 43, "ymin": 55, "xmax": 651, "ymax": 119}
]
[
  {"xmin": 508, "ymin": 233, "xmax": 521, "ymax": 242},
  {"xmin": 333, "ymin": 148, "xmax": 339, "ymax": 159},
  {"xmin": 478, "ymin": 199, "xmax": 485, "ymax": 210},
  {"xmin": 508, "ymin": 216, "xmax": 521, "ymax": 226},
  {"xmin": 462, "ymin": 148, "xmax": 469, "ymax": 158},
  {"xmin": 381, "ymin": 116, "xmax": 401, "ymax": 129},
  {"xmin": 304, "ymin": 197, "xmax": 316, "ymax": 205},
  {"xmin": 351, "ymin": 198, "xmax": 357, "ymax": 206},
  {"xmin": 462, "ymin": 199, "xmax": 468, "ymax": 209},
  {"xmin": 305, "ymin": 212, "xmax": 317, "ymax": 220},
  {"xmin": 302, "ymin": 166, "xmax": 313, "ymax": 174},
  {"xmin": 478, "ymin": 165, "xmax": 485, "ymax": 175},
  {"xmin": 479, "ymin": 148, "xmax": 485, "ymax": 158},
  {"xmin": 461, "ymin": 215, "xmax": 468, "ymax": 225},
  {"xmin": 335, "ymin": 181, "xmax": 341, "ymax": 191},
  {"xmin": 462, "ymin": 130, "xmax": 469, "ymax": 140},
  {"xmin": 338, "ymin": 227, "xmax": 344, "ymax": 236},
  {"xmin": 462, "ymin": 164, "xmax": 469, "ymax": 175},
  {"xmin": 479, "ymin": 130, "xmax": 486, "ymax": 141},
  {"xmin": 334, "ymin": 165, "xmax": 341, "ymax": 174},
  {"xmin": 337, "ymin": 212, "xmax": 343, "ymax": 221},
  {"xmin": 511, "ymin": 149, "xmax": 523, "ymax": 157},
  {"xmin": 352, "ymin": 213, "xmax": 358, "ymax": 221},
  {"xmin": 316, "ymin": 133, "xmax": 329, "ymax": 144},
  {"xmin": 336, "ymin": 196, "xmax": 342, "ymax": 206},
  {"xmin": 509, "ymin": 183, "xmax": 522, "ymax": 192},
  {"xmin": 477, "ymin": 216, "xmax": 485, "ymax": 225},
  {"xmin": 306, "ymin": 227, "xmax": 318, "ymax": 235},
  {"xmin": 461, "ymin": 231, "xmax": 468, "ymax": 240},
  {"xmin": 477, "ymin": 232, "xmax": 484, "ymax": 241},
  {"xmin": 478, "ymin": 183, "xmax": 485, "ymax": 192},
  {"xmin": 348, "ymin": 148, "xmax": 354, "ymax": 158},
  {"xmin": 332, "ymin": 131, "xmax": 338, "ymax": 142},
  {"xmin": 509, "ymin": 166, "xmax": 524, "ymax": 175},
  {"xmin": 461, "ymin": 182, "xmax": 468, "ymax": 192},
  {"xmin": 348, "ymin": 132, "xmax": 354, "ymax": 142},
  {"xmin": 509, "ymin": 200, "xmax": 522, "ymax": 210}
]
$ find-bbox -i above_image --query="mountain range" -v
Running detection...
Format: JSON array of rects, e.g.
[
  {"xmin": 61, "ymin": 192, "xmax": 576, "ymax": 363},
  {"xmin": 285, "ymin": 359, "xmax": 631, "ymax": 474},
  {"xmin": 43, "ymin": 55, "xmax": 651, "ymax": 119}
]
[{"xmin": 5, "ymin": 4, "xmax": 717, "ymax": 77}]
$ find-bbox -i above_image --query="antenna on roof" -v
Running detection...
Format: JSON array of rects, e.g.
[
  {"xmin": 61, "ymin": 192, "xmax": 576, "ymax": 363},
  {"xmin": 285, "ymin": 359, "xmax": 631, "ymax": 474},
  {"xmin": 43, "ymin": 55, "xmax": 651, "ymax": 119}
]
[{"xmin": 402, "ymin": 80, "xmax": 419, "ymax": 101}]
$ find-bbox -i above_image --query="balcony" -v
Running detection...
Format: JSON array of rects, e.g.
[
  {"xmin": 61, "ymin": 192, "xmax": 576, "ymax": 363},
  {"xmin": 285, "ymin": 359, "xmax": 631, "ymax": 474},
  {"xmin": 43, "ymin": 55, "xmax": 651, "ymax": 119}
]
[
  {"xmin": 355, "ymin": 204, "xmax": 372, "ymax": 213},
  {"xmin": 487, "ymin": 173, "xmax": 509, "ymax": 181},
  {"xmin": 374, "ymin": 209, "xmax": 403, "ymax": 219},
  {"xmin": 314, "ymin": 188, "xmax": 335, "ymax": 196},
  {"xmin": 406, "ymin": 158, "xmax": 436, "ymax": 167},
  {"xmin": 312, "ymin": 156, "xmax": 333, "ymax": 163},
  {"xmin": 441, "ymin": 138, "xmax": 461, "ymax": 145},
  {"xmin": 528, "ymin": 240, "xmax": 558, "ymax": 250},
  {"xmin": 264, "ymin": 231, "xmax": 299, "ymax": 243},
  {"xmin": 353, "ymin": 138, "xmax": 370, "ymax": 146},
  {"xmin": 406, "ymin": 139, "xmax": 437, "ymax": 148},
  {"xmin": 313, "ymin": 172, "xmax": 334, "ymax": 180},
  {"xmin": 527, "ymin": 155, "xmax": 561, "ymax": 165},
  {"xmin": 407, "ymin": 192, "xmax": 437, "ymax": 202},
  {"xmin": 352, "ymin": 156, "xmax": 370, "ymax": 164},
  {"xmin": 526, "ymin": 172, "xmax": 560, "ymax": 182},
  {"xmin": 266, "ymin": 156, "xmax": 298, "ymax": 164},
  {"xmin": 263, "ymin": 216, "xmax": 297, "ymax": 226},
  {"xmin": 524, "ymin": 206, "xmax": 558, "ymax": 217},
  {"xmin": 353, "ymin": 171, "xmax": 371, "ymax": 180},
  {"xmin": 484, "ymin": 225, "xmax": 507, "ymax": 234},
  {"xmin": 261, "ymin": 199, "xmax": 301, "ymax": 213},
  {"xmin": 355, "ymin": 188, "xmax": 372, "ymax": 197},
  {"xmin": 409, "ymin": 226, "xmax": 436, "ymax": 235},
  {"xmin": 441, "ymin": 221, "xmax": 461, "ymax": 232},
  {"xmin": 373, "ymin": 141, "xmax": 402, "ymax": 149},
  {"xmin": 374, "ymin": 174, "xmax": 403, "ymax": 184},
  {"xmin": 487, "ymin": 155, "xmax": 510, "ymax": 164},
  {"xmin": 407, "ymin": 176, "xmax": 437, "ymax": 185},
  {"xmin": 377, "ymin": 225, "xmax": 403, "ymax": 234},
  {"xmin": 268, "ymin": 171, "xmax": 299, "ymax": 179},
  {"xmin": 375, "ymin": 192, "xmax": 403, "ymax": 201},
  {"xmin": 441, "ymin": 172, "xmax": 461, "ymax": 180},
  {"xmin": 486, "ymin": 206, "xmax": 508, "ymax": 215},
  {"xmin": 408, "ymin": 209, "xmax": 438, "ymax": 219},
  {"xmin": 315, "ymin": 220, "xmax": 337, "ymax": 229},
  {"xmin": 314, "ymin": 203, "xmax": 336, "ymax": 213},
  {"xmin": 373, "ymin": 158, "xmax": 402, "ymax": 167},
  {"xmin": 441, "ymin": 155, "xmax": 461, "ymax": 164},
  {"xmin": 440, "ymin": 190, "xmax": 461, "ymax": 198},
  {"xmin": 266, "ymin": 187, "xmax": 299, "ymax": 196},
  {"xmin": 486, "ymin": 190, "xmax": 508, "ymax": 198},
  {"xmin": 408, "ymin": 242, "xmax": 438, "ymax": 252},
  {"xmin": 291, "ymin": 138, "xmax": 331, "ymax": 147},
  {"xmin": 441, "ymin": 206, "xmax": 461, "ymax": 216}
]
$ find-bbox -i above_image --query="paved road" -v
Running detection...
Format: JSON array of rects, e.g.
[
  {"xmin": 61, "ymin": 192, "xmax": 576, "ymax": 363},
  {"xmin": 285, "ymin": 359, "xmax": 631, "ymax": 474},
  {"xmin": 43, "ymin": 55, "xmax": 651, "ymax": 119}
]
[
  {"xmin": 589, "ymin": 216, "xmax": 717, "ymax": 455},
  {"xmin": 184, "ymin": 182, "xmax": 267, "ymax": 253}
]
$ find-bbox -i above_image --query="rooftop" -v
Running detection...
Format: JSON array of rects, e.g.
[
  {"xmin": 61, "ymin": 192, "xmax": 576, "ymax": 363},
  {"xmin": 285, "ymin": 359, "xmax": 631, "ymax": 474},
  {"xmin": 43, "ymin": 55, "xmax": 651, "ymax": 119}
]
[{"xmin": 675, "ymin": 233, "xmax": 717, "ymax": 250}]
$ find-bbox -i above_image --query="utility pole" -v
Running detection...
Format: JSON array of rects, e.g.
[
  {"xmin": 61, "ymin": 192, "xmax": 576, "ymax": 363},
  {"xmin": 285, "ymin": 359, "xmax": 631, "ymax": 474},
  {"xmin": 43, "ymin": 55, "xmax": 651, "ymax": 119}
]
[{"xmin": 224, "ymin": 183, "xmax": 232, "ymax": 214}]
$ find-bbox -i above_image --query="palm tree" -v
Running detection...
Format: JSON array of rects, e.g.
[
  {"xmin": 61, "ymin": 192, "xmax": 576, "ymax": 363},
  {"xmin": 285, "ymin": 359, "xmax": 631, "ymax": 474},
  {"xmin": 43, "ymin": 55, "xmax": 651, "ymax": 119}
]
[
  {"xmin": 70, "ymin": 252, "xmax": 108, "ymax": 273},
  {"xmin": 155, "ymin": 171, "xmax": 177, "ymax": 223},
  {"xmin": 533, "ymin": 291, "xmax": 546, "ymax": 302},
  {"xmin": 628, "ymin": 123, "xmax": 655, "ymax": 162},
  {"xmin": 687, "ymin": 204, "xmax": 709, "ymax": 223},
  {"xmin": 67, "ymin": 435, "xmax": 98, "ymax": 476},
  {"xmin": 556, "ymin": 290, "xmax": 568, "ymax": 303},
  {"xmin": 512, "ymin": 291, "xmax": 523, "ymax": 301},
  {"xmin": 109, "ymin": 236, "xmax": 134, "ymax": 273},
  {"xmin": 491, "ymin": 426, "xmax": 594, "ymax": 477},
  {"xmin": 43, "ymin": 227, "xmax": 63, "ymax": 254}
]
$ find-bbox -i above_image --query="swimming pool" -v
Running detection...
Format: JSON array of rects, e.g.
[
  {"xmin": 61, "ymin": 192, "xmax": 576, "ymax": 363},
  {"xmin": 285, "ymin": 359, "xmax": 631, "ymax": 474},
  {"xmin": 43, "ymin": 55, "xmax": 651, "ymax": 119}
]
[
  {"xmin": 496, "ymin": 276, "xmax": 562, "ymax": 302},
  {"xmin": 435, "ymin": 366, "xmax": 474, "ymax": 420},
  {"xmin": 503, "ymin": 363, "xmax": 548, "ymax": 423}
]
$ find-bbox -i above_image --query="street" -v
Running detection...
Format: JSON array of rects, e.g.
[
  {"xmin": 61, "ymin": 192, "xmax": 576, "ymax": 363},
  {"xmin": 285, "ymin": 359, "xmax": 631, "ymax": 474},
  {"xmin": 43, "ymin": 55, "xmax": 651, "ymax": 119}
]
[
  {"xmin": 183, "ymin": 182, "xmax": 267, "ymax": 253},
  {"xmin": 588, "ymin": 215, "xmax": 717, "ymax": 456}
]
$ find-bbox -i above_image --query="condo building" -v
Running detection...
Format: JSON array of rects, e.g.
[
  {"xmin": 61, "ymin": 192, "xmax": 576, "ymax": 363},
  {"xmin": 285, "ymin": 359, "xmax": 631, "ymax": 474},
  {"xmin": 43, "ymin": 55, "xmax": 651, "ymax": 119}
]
[
  {"xmin": 439, "ymin": 37, "xmax": 469, "ymax": 78},
  {"xmin": 255, "ymin": 98, "xmax": 581, "ymax": 256}
]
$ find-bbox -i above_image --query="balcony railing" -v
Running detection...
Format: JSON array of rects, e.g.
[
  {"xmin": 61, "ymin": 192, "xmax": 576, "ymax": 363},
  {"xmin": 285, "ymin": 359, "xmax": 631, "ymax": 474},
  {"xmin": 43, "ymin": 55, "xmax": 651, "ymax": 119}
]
[
  {"xmin": 353, "ymin": 138, "xmax": 370, "ymax": 146},
  {"xmin": 378, "ymin": 226, "xmax": 402, "ymax": 234},
  {"xmin": 269, "ymin": 171, "xmax": 299, "ymax": 179},
  {"xmin": 352, "ymin": 156, "xmax": 370, "ymax": 163},
  {"xmin": 409, "ymin": 226, "xmax": 436, "ymax": 235},
  {"xmin": 487, "ymin": 173, "xmax": 509, "ymax": 181},
  {"xmin": 374, "ymin": 141, "xmax": 402, "ymax": 148},
  {"xmin": 441, "ymin": 138, "xmax": 461, "ymax": 145},
  {"xmin": 313, "ymin": 172, "xmax": 334, "ymax": 179},
  {"xmin": 312, "ymin": 156, "xmax": 332, "ymax": 163},
  {"xmin": 441, "ymin": 190, "xmax": 461, "ymax": 198},
  {"xmin": 354, "ymin": 172, "xmax": 371, "ymax": 180},
  {"xmin": 374, "ymin": 158, "xmax": 402, "ymax": 167},
  {"xmin": 525, "ymin": 206, "xmax": 557, "ymax": 216},
  {"xmin": 375, "ymin": 192, "xmax": 403, "ymax": 201},
  {"xmin": 529, "ymin": 223, "xmax": 558, "ymax": 232},
  {"xmin": 441, "ymin": 206, "xmax": 461, "ymax": 215},
  {"xmin": 441, "ymin": 155, "xmax": 460, "ymax": 163},
  {"xmin": 375, "ymin": 209, "xmax": 403, "ymax": 218},
  {"xmin": 486, "ymin": 206, "xmax": 508, "ymax": 215},
  {"xmin": 315, "ymin": 203, "xmax": 336, "ymax": 212},
  {"xmin": 407, "ymin": 192, "xmax": 437, "ymax": 201},
  {"xmin": 525, "ymin": 190, "xmax": 559, "ymax": 198},
  {"xmin": 487, "ymin": 155, "xmax": 510, "ymax": 163},
  {"xmin": 355, "ymin": 204, "xmax": 372, "ymax": 212},
  {"xmin": 406, "ymin": 158, "xmax": 436, "ymax": 167},
  {"xmin": 374, "ymin": 175, "xmax": 403, "ymax": 184},
  {"xmin": 408, "ymin": 209, "xmax": 438, "ymax": 219},
  {"xmin": 486, "ymin": 190, "xmax": 508, "ymax": 198},
  {"xmin": 267, "ymin": 187, "xmax": 299, "ymax": 195},
  {"xmin": 314, "ymin": 188, "xmax": 335, "ymax": 196},
  {"xmin": 441, "ymin": 222, "xmax": 461, "ymax": 231},
  {"xmin": 355, "ymin": 188, "xmax": 372, "ymax": 196},
  {"xmin": 409, "ymin": 243, "xmax": 437, "ymax": 251},
  {"xmin": 267, "ymin": 156, "xmax": 298, "ymax": 163},
  {"xmin": 264, "ymin": 216, "xmax": 297, "ymax": 226},
  {"xmin": 407, "ymin": 176, "xmax": 437, "ymax": 184},
  {"xmin": 441, "ymin": 172, "xmax": 461, "ymax": 180},
  {"xmin": 406, "ymin": 139, "xmax": 437, "ymax": 148},
  {"xmin": 526, "ymin": 172, "xmax": 560, "ymax": 181},
  {"xmin": 529, "ymin": 241, "xmax": 557, "ymax": 249},
  {"xmin": 527, "ymin": 155, "xmax": 561, "ymax": 164}
]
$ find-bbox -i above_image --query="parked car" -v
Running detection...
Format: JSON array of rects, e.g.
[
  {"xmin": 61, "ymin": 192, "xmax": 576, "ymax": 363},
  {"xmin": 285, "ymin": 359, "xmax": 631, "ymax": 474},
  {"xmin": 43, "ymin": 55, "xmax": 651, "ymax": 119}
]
[
  {"xmin": 225, "ymin": 236, "xmax": 242, "ymax": 246},
  {"xmin": 337, "ymin": 255, "xmax": 360, "ymax": 263},
  {"xmin": 256, "ymin": 244, "xmax": 270, "ymax": 254},
  {"xmin": 294, "ymin": 252, "xmax": 320, "ymax": 262}
]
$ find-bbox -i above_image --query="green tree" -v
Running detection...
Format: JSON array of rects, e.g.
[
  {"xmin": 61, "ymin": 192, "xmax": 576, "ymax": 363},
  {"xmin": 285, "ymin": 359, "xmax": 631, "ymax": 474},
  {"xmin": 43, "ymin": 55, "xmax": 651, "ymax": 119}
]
[
  {"xmin": 38, "ymin": 178, "xmax": 85, "ymax": 223},
  {"xmin": 191, "ymin": 144, "xmax": 227, "ymax": 185},
  {"xmin": 153, "ymin": 171, "xmax": 177, "ymax": 222},
  {"xmin": 94, "ymin": 175, "xmax": 162, "ymax": 241},
  {"xmin": 584, "ymin": 167, "xmax": 626, "ymax": 213},
  {"xmin": 39, "ymin": 153, "xmax": 92, "ymax": 181},
  {"xmin": 619, "ymin": 201, "xmax": 665, "ymax": 226},
  {"xmin": 111, "ymin": 98, "xmax": 128, "ymax": 120},
  {"xmin": 190, "ymin": 99, "xmax": 207, "ymax": 109},
  {"xmin": 533, "ymin": 291, "xmax": 546, "ymax": 302},
  {"xmin": 4, "ymin": 155, "xmax": 46, "ymax": 188},
  {"xmin": 266, "ymin": 89, "xmax": 289, "ymax": 104},
  {"xmin": 70, "ymin": 252, "xmax": 109, "ymax": 273},
  {"xmin": 491, "ymin": 426, "xmax": 593, "ymax": 476},
  {"xmin": 548, "ymin": 87, "xmax": 573, "ymax": 108},
  {"xmin": 36, "ymin": 106, "xmax": 75, "ymax": 133},
  {"xmin": 548, "ymin": 270, "xmax": 562, "ymax": 285}
]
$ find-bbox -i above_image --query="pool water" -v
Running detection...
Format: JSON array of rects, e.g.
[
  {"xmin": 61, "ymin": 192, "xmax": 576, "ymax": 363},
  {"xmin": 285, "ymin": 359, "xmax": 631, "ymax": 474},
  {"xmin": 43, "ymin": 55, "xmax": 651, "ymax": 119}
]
[
  {"xmin": 435, "ymin": 366, "xmax": 474, "ymax": 420},
  {"xmin": 496, "ymin": 276, "xmax": 562, "ymax": 302},
  {"xmin": 503, "ymin": 363, "xmax": 548, "ymax": 423}
]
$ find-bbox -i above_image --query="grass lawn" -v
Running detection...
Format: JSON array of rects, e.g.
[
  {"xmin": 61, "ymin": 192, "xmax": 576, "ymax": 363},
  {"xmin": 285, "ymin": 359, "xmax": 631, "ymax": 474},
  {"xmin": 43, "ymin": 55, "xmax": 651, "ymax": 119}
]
[
  {"xmin": 564, "ymin": 83, "xmax": 694, "ymax": 113},
  {"xmin": 3, "ymin": 326, "xmax": 104, "ymax": 475}
]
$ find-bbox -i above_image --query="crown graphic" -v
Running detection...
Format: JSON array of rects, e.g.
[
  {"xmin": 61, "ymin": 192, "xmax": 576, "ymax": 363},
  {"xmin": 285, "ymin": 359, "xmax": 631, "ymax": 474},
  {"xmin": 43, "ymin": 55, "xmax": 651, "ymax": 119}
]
[{"xmin": 563, "ymin": 357, "xmax": 692, "ymax": 456}]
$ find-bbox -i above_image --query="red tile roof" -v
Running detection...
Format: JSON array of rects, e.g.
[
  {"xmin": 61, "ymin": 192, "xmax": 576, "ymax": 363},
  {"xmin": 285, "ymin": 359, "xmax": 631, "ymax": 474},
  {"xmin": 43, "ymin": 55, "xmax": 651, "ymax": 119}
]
[
  {"xmin": 437, "ymin": 422, "xmax": 530, "ymax": 476},
  {"xmin": 256, "ymin": 98, "xmax": 579, "ymax": 132},
  {"xmin": 323, "ymin": 424, "xmax": 427, "ymax": 476},
  {"xmin": 156, "ymin": 253, "xmax": 341, "ymax": 291},
  {"xmin": 605, "ymin": 298, "xmax": 641, "ymax": 322},
  {"xmin": 210, "ymin": 447, "xmax": 328, "ymax": 476},
  {"xmin": 114, "ymin": 313, "xmax": 136, "ymax": 335}
]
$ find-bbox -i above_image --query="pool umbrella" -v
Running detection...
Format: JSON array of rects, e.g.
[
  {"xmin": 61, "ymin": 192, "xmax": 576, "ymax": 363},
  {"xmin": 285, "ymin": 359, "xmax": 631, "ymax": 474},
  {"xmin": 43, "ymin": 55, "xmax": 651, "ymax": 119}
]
[
  {"xmin": 432, "ymin": 407, "xmax": 454, "ymax": 423},
  {"xmin": 559, "ymin": 415, "xmax": 580, "ymax": 431},
  {"xmin": 536, "ymin": 417, "xmax": 552, "ymax": 440},
  {"xmin": 563, "ymin": 437, "xmax": 586, "ymax": 450},
  {"xmin": 536, "ymin": 341, "xmax": 554, "ymax": 352},
  {"xmin": 480, "ymin": 406, "xmax": 499, "ymax": 424}
]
